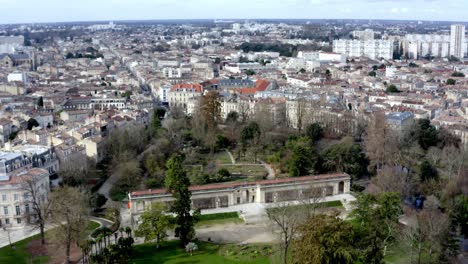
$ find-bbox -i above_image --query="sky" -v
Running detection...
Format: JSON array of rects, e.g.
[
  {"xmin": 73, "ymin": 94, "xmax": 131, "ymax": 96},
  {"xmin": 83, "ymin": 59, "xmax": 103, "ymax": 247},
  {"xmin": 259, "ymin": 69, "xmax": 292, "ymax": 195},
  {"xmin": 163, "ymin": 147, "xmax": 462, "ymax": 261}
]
[{"xmin": 0, "ymin": 0, "xmax": 467, "ymax": 24}]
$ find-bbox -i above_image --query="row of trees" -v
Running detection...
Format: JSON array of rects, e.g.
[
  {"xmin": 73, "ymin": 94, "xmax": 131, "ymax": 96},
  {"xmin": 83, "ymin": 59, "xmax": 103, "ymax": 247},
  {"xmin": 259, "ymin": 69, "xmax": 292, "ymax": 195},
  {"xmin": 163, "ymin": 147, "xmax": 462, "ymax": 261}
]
[{"xmin": 20, "ymin": 177, "xmax": 91, "ymax": 264}]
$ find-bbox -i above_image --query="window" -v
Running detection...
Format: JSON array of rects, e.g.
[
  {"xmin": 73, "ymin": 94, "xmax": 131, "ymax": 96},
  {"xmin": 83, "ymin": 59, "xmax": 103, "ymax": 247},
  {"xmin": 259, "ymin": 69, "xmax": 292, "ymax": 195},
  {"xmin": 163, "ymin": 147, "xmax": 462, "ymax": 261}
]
[
  {"xmin": 23, "ymin": 193, "xmax": 29, "ymax": 200},
  {"xmin": 2, "ymin": 194, "xmax": 6, "ymax": 202},
  {"xmin": 16, "ymin": 218, "xmax": 21, "ymax": 224},
  {"xmin": 14, "ymin": 194, "xmax": 19, "ymax": 201},
  {"xmin": 25, "ymin": 204, "xmax": 30, "ymax": 214},
  {"xmin": 15, "ymin": 205, "xmax": 20, "ymax": 216},
  {"xmin": 3, "ymin": 206, "xmax": 8, "ymax": 215},
  {"xmin": 5, "ymin": 218, "xmax": 9, "ymax": 225}
]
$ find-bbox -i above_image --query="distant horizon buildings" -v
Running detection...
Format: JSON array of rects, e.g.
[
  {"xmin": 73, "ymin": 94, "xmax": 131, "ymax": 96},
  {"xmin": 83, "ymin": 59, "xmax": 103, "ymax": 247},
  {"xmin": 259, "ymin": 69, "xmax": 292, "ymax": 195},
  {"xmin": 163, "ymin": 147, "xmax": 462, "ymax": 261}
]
[{"xmin": 450, "ymin": 24, "xmax": 466, "ymax": 59}]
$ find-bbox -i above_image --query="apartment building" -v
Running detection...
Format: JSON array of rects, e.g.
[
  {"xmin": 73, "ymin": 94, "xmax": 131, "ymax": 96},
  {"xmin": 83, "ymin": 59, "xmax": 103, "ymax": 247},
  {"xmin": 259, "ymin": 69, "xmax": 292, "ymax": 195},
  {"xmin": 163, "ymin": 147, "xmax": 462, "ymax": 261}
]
[
  {"xmin": 167, "ymin": 83, "xmax": 203, "ymax": 110},
  {"xmin": 333, "ymin": 39, "xmax": 394, "ymax": 60}
]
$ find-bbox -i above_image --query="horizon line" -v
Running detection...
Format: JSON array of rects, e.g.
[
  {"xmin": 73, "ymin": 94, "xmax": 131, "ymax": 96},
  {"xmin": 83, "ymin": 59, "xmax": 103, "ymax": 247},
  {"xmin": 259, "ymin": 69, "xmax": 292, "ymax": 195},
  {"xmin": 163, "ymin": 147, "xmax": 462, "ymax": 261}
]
[{"xmin": 1, "ymin": 18, "xmax": 468, "ymax": 26}]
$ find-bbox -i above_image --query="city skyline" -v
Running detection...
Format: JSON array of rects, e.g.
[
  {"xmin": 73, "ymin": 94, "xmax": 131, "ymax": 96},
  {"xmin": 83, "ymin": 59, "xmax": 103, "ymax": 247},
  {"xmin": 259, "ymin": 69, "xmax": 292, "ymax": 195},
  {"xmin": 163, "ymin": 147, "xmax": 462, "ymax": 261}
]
[{"xmin": 0, "ymin": 0, "xmax": 467, "ymax": 24}]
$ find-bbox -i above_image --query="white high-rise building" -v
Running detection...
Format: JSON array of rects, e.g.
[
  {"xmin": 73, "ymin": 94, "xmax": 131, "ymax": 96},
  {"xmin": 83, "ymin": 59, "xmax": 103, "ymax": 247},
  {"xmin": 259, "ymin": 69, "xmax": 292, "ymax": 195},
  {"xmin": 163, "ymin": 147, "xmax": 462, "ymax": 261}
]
[
  {"xmin": 333, "ymin": 39, "xmax": 393, "ymax": 60},
  {"xmin": 450, "ymin": 24, "xmax": 466, "ymax": 59}
]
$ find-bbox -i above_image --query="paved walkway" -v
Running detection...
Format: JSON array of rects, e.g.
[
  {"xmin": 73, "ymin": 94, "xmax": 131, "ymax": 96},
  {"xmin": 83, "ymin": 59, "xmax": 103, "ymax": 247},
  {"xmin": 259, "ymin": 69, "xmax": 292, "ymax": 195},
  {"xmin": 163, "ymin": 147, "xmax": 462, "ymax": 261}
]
[
  {"xmin": 0, "ymin": 225, "xmax": 44, "ymax": 248},
  {"xmin": 259, "ymin": 160, "xmax": 275, "ymax": 179},
  {"xmin": 98, "ymin": 172, "xmax": 119, "ymax": 201},
  {"xmin": 225, "ymin": 149, "xmax": 236, "ymax": 164},
  {"xmin": 194, "ymin": 193, "xmax": 356, "ymax": 244}
]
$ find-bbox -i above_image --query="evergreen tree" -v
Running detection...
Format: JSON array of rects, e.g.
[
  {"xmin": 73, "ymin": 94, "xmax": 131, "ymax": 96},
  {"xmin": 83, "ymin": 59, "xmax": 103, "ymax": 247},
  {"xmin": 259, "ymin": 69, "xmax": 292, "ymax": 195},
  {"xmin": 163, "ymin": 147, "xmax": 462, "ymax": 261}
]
[
  {"xmin": 305, "ymin": 123, "xmax": 323, "ymax": 142},
  {"xmin": 165, "ymin": 154, "xmax": 198, "ymax": 246},
  {"xmin": 37, "ymin": 96, "xmax": 44, "ymax": 108}
]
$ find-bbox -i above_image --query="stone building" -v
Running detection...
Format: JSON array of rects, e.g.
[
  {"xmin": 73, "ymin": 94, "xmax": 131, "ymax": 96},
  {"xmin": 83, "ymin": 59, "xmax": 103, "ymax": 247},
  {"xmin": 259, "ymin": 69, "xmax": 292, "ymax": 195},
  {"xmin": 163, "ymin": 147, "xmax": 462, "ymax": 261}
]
[
  {"xmin": 128, "ymin": 173, "xmax": 350, "ymax": 217},
  {"xmin": 0, "ymin": 168, "xmax": 49, "ymax": 228}
]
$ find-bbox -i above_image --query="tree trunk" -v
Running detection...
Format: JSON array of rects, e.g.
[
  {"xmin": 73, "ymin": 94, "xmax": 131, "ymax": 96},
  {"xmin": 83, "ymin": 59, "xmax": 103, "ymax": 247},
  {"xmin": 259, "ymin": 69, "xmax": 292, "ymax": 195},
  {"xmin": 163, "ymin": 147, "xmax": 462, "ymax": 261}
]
[
  {"xmin": 66, "ymin": 215, "xmax": 72, "ymax": 264},
  {"xmin": 417, "ymin": 243, "xmax": 422, "ymax": 264},
  {"xmin": 40, "ymin": 224, "xmax": 45, "ymax": 245},
  {"xmin": 282, "ymin": 241, "xmax": 289, "ymax": 264},
  {"xmin": 66, "ymin": 238, "xmax": 71, "ymax": 264}
]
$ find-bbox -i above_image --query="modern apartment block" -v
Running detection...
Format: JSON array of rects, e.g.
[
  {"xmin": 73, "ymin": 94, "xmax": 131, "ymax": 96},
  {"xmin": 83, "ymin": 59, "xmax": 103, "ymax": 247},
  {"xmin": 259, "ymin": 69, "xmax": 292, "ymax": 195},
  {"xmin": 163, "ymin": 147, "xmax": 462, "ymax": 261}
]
[
  {"xmin": 450, "ymin": 24, "xmax": 466, "ymax": 59},
  {"xmin": 333, "ymin": 39, "xmax": 394, "ymax": 60}
]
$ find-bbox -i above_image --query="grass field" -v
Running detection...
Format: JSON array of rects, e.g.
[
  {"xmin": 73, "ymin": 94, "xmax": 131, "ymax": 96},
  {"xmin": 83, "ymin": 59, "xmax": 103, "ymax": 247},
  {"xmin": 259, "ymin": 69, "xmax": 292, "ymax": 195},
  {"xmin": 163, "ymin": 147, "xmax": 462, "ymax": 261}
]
[
  {"xmin": 197, "ymin": 212, "xmax": 244, "ymax": 227},
  {"xmin": 0, "ymin": 221, "xmax": 101, "ymax": 264},
  {"xmin": 133, "ymin": 240, "xmax": 275, "ymax": 264},
  {"xmin": 87, "ymin": 220, "xmax": 101, "ymax": 232},
  {"xmin": 384, "ymin": 241, "xmax": 431, "ymax": 264},
  {"xmin": 212, "ymin": 151, "xmax": 233, "ymax": 164},
  {"xmin": 0, "ymin": 234, "xmax": 48, "ymax": 264}
]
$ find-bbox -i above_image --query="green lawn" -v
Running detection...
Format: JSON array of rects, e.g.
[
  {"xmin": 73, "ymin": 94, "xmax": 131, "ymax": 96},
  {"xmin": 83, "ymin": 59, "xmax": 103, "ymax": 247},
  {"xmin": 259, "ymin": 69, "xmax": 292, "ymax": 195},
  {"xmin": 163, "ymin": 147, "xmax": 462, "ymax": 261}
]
[
  {"xmin": 0, "ymin": 221, "xmax": 101, "ymax": 264},
  {"xmin": 197, "ymin": 212, "xmax": 244, "ymax": 227},
  {"xmin": 384, "ymin": 241, "xmax": 431, "ymax": 264},
  {"xmin": 87, "ymin": 220, "xmax": 101, "ymax": 233},
  {"xmin": 132, "ymin": 240, "xmax": 275, "ymax": 264},
  {"xmin": 213, "ymin": 151, "xmax": 233, "ymax": 164},
  {"xmin": 0, "ymin": 234, "xmax": 49, "ymax": 264}
]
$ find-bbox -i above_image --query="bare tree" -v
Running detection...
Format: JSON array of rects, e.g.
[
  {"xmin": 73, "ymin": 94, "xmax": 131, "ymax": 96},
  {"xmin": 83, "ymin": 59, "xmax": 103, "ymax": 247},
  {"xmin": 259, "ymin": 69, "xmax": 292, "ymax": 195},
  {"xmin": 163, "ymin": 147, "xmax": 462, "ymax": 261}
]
[
  {"xmin": 237, "ymin": 99, "xmax": 251, "ymax": 123},
  {"xmin": 267, "ymin": 186, "xmax": 324, "ymax": 264},
  {"xmin": 368, "ymin": 165, "xmax": 413, "ymax": 198},
  {"xmin": 295, "ymin": 98, "xmax": 308, "ymax": 132},
  {"xmin": 419, "ymin": 197, "xmax": 450, "ymax": 260},
  {"xmin": 364, "ymin": 111, "xmax": 387, "ymax": 170},
  {"xmin": 399, "ymin": 197, "xmax": 450, "ymax": 264},
  {"xmin": 441, "ymin": 145, "xmax": 463, "ymax": 180},
  {"xmin": 20, "ymin": 171, "xmax": 51, "ymax": 245},
  {"xmin": 49, "ymin": 186, "xmax": 90, "ymax": 264},
  {"xmin": 59, "ymin": 153, "xmax": 96, "ymax": 186},
  {"xmin": 426, "ymin": 147, "xmax": 442, "ymax": 166}
]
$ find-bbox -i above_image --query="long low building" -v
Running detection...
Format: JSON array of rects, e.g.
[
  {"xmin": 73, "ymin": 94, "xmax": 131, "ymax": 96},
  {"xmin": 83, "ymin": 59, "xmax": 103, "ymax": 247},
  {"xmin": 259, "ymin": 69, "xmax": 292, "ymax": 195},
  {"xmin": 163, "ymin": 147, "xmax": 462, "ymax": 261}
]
[{"xmin": 128, "ymin": 173, "xmax": 351, "ymax": 216}]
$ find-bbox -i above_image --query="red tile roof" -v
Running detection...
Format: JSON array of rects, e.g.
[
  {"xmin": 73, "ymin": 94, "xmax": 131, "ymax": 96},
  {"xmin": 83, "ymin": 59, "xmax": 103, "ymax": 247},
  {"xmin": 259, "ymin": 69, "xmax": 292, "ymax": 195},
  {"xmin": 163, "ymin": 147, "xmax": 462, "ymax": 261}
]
[
  {"xmin": 255, "ymin": 80, "xmax": 270, "ymax": 91},
  {"xmin": 170, "ymin": 83, "xmax": 203, "ymax": 93},
  {"xmin": 130, "ymin": 173, "xmax": 349, "ymax": 198},
  {"xmin": 234, "ymin": 79, "xmax": 271, "ymax": 95}
]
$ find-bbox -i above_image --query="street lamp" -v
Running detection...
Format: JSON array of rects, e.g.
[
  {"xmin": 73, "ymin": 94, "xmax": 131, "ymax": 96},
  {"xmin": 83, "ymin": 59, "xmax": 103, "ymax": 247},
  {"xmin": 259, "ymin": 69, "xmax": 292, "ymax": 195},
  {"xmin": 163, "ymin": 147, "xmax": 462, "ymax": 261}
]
[{"xmin": 3, "ymin": 226, "xmax": 12, "ymax": 249}]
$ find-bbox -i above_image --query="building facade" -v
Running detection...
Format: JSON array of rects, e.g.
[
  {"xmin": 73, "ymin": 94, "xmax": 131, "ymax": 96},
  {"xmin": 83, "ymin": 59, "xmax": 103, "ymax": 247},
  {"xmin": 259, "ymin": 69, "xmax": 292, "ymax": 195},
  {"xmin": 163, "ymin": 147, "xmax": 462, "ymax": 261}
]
[
  {"xmin": 0, "ymin": 166, "xmax": 49, "ymax": 228},
  {"xmin": 450, "ymin": 24, "xmax": 466, "ymax": 59},
  {"xmin": 129, "ymin": 173, "xmax": 351, "ymax": 216},
  {"xmin": 333, "ymin": 39, "xmax": 394, "ymax": 60}
]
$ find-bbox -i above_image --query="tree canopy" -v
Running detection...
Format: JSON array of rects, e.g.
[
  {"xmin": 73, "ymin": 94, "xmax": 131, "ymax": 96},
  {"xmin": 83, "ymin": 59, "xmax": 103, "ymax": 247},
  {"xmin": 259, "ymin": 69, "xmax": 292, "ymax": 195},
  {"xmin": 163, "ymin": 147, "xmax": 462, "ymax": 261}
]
[{"xmin": 135, "ymin": 202, "xmax": 172, "ymax": 248}]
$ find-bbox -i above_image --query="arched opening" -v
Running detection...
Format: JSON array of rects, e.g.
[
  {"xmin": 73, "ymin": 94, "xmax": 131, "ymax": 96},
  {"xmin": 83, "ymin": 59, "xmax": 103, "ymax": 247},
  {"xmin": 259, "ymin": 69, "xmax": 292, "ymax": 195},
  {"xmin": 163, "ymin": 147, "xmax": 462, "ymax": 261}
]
[{"xmin": 338, "ymin": 181, "xmax": 344, "ymax": 194}]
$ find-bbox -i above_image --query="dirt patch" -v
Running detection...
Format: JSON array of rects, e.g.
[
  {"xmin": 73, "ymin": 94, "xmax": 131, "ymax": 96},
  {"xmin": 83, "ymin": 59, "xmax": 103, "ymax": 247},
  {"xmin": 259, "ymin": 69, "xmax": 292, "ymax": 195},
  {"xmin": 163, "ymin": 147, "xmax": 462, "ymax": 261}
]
[
  {"xmin": 26, "ymin": 238, "xmax": 48, "ymax": 257},
  {"xmin": 26, "ymin": 238, "xmax": 83, "ymax": 264},
  {"xmin": 196, "ymin": 222, "xmax": 276, "ymax": 244}
]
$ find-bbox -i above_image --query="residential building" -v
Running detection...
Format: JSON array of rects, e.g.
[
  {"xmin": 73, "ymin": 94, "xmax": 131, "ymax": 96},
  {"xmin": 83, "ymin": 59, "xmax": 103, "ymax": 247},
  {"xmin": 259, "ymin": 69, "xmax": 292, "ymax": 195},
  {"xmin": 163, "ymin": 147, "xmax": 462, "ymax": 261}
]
[
  {"xmin": 0, "ymin": 119, "xmax": 13, "ymax": 147},
  {"xmin": 386, "ymin": 112, "xmax": 414, "ymax": 130},
  {"xmin": 0, "ymin": 168, "xmax": 50, "ymax": 228},
  {"xmin": 450, "ymin": 24, "xmax": 466, "ymax": 59},
  {"xmin": 333, "ymin": 39, "xmax": 394, "ymax": 60},
  {"xmin": 167, "ymin": 83, "xmax": 203, "ymax": 110}
]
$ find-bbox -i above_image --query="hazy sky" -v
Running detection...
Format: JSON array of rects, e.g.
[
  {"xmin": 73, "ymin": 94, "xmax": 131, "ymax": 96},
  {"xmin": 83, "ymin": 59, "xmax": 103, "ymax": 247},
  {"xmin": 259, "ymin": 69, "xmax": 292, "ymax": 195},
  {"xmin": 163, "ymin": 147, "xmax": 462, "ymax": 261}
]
[{"xmin": 0, "ymin": 0, "xmax": 467, "ymax": 24}]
